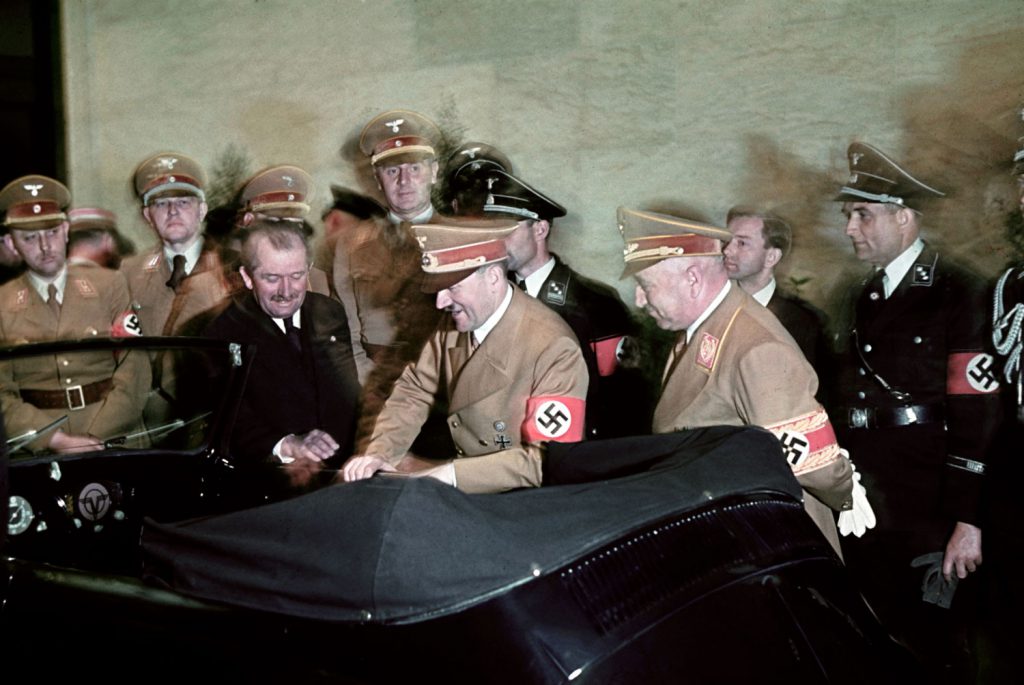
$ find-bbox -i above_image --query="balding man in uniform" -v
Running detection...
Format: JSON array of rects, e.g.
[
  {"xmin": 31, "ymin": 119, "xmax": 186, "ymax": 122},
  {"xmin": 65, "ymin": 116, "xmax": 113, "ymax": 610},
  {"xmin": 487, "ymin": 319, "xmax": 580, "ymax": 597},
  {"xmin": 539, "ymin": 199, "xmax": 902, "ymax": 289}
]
[
  {"xmin": 454, "ymin": 163, "xmax": 649, "ymax": 438},
  {"xmin": 0, "ymin": 175, "xmax": 146, "ymax": 452},
  {"xmin": 67, "ymin": 207, "xmax": 134, "ymax": 269},
  {"xmin": 618, "ymin": 207, "xmax": 863, "ymax": 554},
  {"xmin": 832, "ymin": 143, "xmax": 1001, "ymax": 682},
  {"xmin": 343, "ymin": 218, "xmax": 589, "ymax": 493}
]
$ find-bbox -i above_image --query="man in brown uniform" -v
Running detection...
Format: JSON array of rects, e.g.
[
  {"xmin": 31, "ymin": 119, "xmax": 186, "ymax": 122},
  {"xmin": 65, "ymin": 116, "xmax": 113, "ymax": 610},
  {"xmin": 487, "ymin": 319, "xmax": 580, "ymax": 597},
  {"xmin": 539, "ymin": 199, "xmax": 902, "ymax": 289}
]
[
  {"xmin": 121, "ymin": 153, "xmax": 234, "ymax": 423},
  {"xmin": 343, "ymin": 219, "xmax": 589, "ymax": 493},
  {"xmin": 333, "ymin": 110, "xmax": 445, "ymax": 380},
  {"xmin": 0, "ymin": 175, "xmax": 146, "ymax": 452},
  {"xmin": 618, "ymin": 207, "xmax": 868, "ymax": 553}
]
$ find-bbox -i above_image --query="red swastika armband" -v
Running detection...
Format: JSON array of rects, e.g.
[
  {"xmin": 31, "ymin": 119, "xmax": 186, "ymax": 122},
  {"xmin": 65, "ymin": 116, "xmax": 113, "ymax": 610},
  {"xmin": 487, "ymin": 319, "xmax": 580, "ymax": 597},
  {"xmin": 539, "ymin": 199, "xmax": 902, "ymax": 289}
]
[
  {"xmin": 522, "ymin": 396, "xmax": 585, "ymax": 443},
  {"xmin": 590, "ymin": 335, "xmax": 625, "ymax": 377},
  {"xmin": 112, "ymin": 310, "xmax": 143, "ymax": 338},
  {"xmin": 947, "ymin": 352, "xmax": 999, "ymax": 395},
  {"xmin": 765, "ymin": 408, "xmax": 841, "ymax": 476}
]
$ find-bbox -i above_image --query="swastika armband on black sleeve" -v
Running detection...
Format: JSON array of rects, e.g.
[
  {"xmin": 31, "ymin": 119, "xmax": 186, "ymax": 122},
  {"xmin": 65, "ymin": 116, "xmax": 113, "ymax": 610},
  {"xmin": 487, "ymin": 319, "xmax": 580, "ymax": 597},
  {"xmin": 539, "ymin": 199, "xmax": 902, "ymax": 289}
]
[{"xmin": 946, "ymin": 352, "xmax": 999, "ymax": 395}]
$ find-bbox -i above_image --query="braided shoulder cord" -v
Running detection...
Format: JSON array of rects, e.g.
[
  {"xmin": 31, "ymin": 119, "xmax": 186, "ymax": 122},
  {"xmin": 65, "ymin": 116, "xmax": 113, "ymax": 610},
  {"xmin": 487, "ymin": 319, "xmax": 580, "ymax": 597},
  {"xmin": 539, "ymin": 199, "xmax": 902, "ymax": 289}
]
[{"xmin": 993, "ymin": 267, "xmax": 1024, "ymax": 384}]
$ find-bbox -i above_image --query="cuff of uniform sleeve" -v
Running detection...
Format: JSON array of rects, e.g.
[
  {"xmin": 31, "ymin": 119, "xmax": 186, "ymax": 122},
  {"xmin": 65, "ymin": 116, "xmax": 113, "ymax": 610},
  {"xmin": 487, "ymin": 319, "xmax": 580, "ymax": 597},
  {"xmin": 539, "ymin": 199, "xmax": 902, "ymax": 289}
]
[{"xmin": 273, "ymin": 435, "xmax": 295, "ymax": 464}]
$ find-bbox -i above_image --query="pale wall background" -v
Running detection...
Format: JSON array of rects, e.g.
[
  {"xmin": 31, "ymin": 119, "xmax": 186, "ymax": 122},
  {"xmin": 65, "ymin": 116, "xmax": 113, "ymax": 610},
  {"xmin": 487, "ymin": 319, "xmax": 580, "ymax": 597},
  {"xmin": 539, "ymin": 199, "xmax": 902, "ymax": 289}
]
[{"xmin": 60, "ymin": 0, "xmax": 1024, "ymax": 317}]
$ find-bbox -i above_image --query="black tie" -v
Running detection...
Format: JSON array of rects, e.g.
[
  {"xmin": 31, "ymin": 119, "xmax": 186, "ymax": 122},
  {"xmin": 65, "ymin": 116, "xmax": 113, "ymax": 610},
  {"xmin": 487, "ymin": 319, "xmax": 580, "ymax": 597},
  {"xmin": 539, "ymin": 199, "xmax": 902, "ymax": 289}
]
[
  {"xmin": 284, "ymin": 316, "xmax": 302, "ymax": 354},
  {"xmin": 166, "ymin": 254, "xmax": 187, "ymax": 291},
  {"xmin": 516, "ymin": 277, "xmax": 527, "ymax": 292}
]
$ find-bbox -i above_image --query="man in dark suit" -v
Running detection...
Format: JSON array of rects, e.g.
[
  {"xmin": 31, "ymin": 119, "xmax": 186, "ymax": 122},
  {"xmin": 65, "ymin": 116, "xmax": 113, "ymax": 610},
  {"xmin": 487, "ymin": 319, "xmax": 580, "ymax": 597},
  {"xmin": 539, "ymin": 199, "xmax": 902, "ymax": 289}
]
[
  {"xmin": 204, "ymin": 219, "xmax": 360, "ymax": 472},
  {"xmin": 723, "ymin": 206, "xmax": 830, "ymax": 371}
]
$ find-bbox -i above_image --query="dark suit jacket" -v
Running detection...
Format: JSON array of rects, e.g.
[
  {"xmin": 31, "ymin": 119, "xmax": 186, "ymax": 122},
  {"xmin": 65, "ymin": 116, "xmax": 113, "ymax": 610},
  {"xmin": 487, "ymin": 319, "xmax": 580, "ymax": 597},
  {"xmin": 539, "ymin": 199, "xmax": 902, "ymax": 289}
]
[
  {"xmin": 766, "ymin": 290, "xmax": 828, "ymax": 369},
  {"xmin": 204, "ymin": 292, "xmax": 361, "ymax": 463}
]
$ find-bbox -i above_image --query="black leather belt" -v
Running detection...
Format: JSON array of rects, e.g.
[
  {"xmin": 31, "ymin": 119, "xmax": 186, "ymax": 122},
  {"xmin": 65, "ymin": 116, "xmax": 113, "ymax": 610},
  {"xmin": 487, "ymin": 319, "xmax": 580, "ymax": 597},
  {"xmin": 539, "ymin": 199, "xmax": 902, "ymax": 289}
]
[
  {"xmin": 21, "ymin": 379, "xmax": 113, "ymax": 411},
  {"xmin": 844, "ymin": 404, "xmax": 943, "ymax": 429}
]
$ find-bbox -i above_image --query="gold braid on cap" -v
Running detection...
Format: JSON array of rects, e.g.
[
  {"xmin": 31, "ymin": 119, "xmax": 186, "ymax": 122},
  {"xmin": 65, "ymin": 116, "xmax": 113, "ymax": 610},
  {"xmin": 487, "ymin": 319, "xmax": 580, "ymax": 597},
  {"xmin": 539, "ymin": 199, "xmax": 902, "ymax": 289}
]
[
  {"xmin": 623, "ymin": 234, "xmax": 722, "ymax": 263},
  {"xmin": 420, "ymin": 239, "xmax": 507, "ymax": 273}
]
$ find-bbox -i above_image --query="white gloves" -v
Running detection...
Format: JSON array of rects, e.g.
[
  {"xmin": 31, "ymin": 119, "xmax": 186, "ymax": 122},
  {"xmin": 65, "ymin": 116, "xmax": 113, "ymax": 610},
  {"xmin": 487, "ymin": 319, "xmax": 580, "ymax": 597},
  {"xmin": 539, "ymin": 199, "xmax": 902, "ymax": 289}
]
[{"xmin": 838, "ymin": 453, "xmax": 877, "ymax": 538}]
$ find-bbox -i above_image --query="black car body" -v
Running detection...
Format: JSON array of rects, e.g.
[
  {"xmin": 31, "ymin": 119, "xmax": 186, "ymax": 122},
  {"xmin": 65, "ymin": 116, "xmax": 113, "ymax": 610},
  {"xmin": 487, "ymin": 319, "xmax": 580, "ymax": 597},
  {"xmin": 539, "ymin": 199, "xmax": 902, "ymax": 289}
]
[{"xmin": 1, "ymin": 337, "xmax": 919, "ymax": 683}]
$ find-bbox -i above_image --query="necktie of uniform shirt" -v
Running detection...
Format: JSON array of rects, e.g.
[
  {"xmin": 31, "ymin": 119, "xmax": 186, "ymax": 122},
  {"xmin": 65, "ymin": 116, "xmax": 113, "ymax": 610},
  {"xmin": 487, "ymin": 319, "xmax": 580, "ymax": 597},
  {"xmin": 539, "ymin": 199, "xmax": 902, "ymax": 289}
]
[
  {"xmin": 284, "ymin": 316, "xmax": 302, "ymax": 354},
  {"xmin": 469, "ymin": 332, "xmax": 480, "ymax": 354},
  {"xmin": 47, "ymin": 283, "xmax": 61, "ymax": 319},
  {"xmin": 662, "ymin": 335, "xmax": 687, "ymax": 387},
  {"xmin": 516, "ymin": 277, "xmax": 528, "ymax": 292},
  {"xmin": 166, "ymin": 254, "xmax": 187, "ymax": 291}
]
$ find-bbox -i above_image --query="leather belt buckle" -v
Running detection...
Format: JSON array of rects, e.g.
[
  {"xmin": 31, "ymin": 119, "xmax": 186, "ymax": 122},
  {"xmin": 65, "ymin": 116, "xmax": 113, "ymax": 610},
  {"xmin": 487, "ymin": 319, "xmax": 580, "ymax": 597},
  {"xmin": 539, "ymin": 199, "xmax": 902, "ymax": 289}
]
[
  {"xmin": 849, "ymin": 407, "xmax": 871, "ymax": 429},
  {"xmin": 66, "ymin": 384, "xmax": 86, "ymax": 411}
]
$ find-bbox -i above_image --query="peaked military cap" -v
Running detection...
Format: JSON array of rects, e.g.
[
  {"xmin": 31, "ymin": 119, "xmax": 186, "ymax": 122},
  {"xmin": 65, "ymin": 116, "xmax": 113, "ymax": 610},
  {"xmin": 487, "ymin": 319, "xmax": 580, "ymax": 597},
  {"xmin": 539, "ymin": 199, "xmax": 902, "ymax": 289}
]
[
  {"xmin": 463, "ymin": 169, "xmax": 566, "ymax": 222},
  {"xmin": 617, "ymin": 207, "xmax": 730, "ymax": 279},
  {"xmin": 134, "ymin": 152, "xmax": 207, "ymax": 206},
  {"xmin": 0, "ymin": 175, "xmax": 70, "ymax": 229},
  {"xmin": 241, "ymin": 165, "xmax": 313, "ymax": 219},
  {"xmin": 834, "ymin": 142, "xmax": 944, "ymax": 209},
  {"xmin": 413, "ymin": 217, "xmax": 518, "ymax": 292},
  {"xmin": 68, "ymin": 207, "xmax": 117, "ymax": 232},
  {"xmin": 323, "ymin": 184, "xmax": 385, "ymax": 220},
  {"xmin": 446, "ymin": 142, "xmax": 514, "ymax": 190},
  {"xmin": 359, "ymin": 109, "xmax": 441, "ymax": 166}
]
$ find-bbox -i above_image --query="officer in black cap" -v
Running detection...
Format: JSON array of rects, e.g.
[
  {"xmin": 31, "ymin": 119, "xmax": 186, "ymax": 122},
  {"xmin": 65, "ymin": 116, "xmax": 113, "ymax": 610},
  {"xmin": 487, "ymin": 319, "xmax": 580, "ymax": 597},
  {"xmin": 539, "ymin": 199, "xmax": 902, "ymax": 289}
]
[
  {"xmin": 831, "ymin": 142, "xmax": 1001, "ymax": 683},
  {"xmin": 443, "ymin": 141, "xmax": 514, "ymax": 215},
  {"xmin": 454, "ymin": 166, "xmax": 650, "ymax": 438}
]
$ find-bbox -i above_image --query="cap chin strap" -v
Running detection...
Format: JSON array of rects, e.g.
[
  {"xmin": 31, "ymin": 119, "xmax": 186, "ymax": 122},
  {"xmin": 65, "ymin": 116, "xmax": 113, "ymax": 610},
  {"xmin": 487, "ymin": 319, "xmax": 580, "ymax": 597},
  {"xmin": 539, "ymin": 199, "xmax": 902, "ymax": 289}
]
[{"xmin": 839, "ymin": 186, "xmax": 905, "ymax": 206}]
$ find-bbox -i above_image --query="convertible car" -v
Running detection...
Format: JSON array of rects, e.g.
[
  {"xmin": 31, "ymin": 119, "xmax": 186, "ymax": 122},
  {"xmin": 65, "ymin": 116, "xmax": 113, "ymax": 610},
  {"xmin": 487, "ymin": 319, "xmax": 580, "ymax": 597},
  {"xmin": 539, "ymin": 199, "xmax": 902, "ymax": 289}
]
[{"xmin": 1, "ymin": 337, "xmax": 920, "ymax": 683}]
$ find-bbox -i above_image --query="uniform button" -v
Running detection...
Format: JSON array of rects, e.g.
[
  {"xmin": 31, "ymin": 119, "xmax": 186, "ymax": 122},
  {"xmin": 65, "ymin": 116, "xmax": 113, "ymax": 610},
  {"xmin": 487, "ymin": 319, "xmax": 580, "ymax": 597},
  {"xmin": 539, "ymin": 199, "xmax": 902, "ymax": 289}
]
[
  {"xmin": 450, "ymin": 420, "xmax": 459, "ymax": 428},
  {"xmin": 858, "ymin": 368, "xmax": 866, "ymax": 376},
  {"xmin": 479, "ymin": 439, "xmax": 488, "ymax": 446},
  {"xmin": 66, "ymin": 378, "xmax": 73, "ymax": 385},
  {"xmin": 62, "ymin": 359, "xmax": 69, "ymax": 366},
  {"xmin": 913, "ymin": 336, "xmax": 922, "ymax": 344},
  {"xmin": 857, "ymin": 391, "xmax": 866, "ymax": 399},
  {"xmin": 456, "ymin": 448, "xmax": 465, "ymax": 456},
  {"xmin": 329, "ymin": 335, "xmax": 337, "ymax": 342},
  {"xmin": 863, "ymin": 344, "xmax": 872, "ymax": 353}
]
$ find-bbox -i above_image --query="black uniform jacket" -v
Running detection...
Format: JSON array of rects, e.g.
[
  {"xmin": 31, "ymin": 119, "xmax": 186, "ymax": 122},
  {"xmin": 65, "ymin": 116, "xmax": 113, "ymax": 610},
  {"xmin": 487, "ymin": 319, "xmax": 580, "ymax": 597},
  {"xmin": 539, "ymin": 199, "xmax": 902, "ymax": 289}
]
[
  {"xmin": 536, "ymin": 255, "xmax": 650, "ymax": 438},
  {"xmin": 833, "ymin": 244, "xmax": 1000, "ymax": 544}
]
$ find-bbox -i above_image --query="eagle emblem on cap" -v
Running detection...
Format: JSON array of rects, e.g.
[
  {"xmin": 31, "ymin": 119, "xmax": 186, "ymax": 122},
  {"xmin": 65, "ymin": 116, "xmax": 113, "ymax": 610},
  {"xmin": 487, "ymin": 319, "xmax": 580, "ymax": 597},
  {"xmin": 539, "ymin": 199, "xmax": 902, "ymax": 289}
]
[
  {"xmin": 851, "ymin": 152, "xmax": 864, "ymax": 166},
  {"xmin": 464, "ymin": 147, "xmax": 481, "ymax": 159},
  {"xmin": 385, "ymin": 118, "xmax": 405, "ymax": 133},
  {"xmin": 282, "ymin": 175, "xmax": 294, "ymax": 187},
  {"xmin": 157, "ymin": 157, "xmax": 177, "ymax": 170},
  {"xmin": 23, "ymin": 183, "xmax": 43, "ymax": 196}
]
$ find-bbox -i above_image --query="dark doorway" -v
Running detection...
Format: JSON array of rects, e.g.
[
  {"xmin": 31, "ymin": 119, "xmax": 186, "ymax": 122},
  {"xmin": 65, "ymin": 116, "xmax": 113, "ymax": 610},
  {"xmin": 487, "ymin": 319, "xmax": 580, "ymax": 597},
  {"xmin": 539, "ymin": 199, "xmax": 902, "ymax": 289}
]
[{"xmin": 0, "ymin": 0, "xmax": 63, "ymax": 184}]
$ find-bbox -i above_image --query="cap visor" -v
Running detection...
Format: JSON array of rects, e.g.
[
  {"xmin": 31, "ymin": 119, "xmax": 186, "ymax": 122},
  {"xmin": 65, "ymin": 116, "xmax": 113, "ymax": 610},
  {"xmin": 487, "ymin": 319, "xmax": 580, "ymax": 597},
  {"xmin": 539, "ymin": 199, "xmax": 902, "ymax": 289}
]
[{"xmin": 420, "ymin": 268, "xmax": 476, "ymax": 293}]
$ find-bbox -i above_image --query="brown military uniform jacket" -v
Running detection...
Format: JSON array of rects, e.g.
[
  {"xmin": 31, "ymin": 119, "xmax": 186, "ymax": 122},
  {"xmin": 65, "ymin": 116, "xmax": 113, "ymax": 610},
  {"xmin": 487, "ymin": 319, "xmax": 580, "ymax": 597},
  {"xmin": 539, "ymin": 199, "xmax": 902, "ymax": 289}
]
[
  {"xmin": 654, "ymin": 284, "xmax": 853, "ymax": 552},
  {"xmin": 120, "ymin": 241, "xmax": 234, "ymax": 337},
  {"xmin": 365, "ymin": 288, "xmax": 589, "ymax": 494},
  {"xmin": 0, "ymin": 265, "xmax": 148, "ymax": 445},
  {"xmin": 332, "ymin": 214, "xmax": 442, "ymax": 383}
]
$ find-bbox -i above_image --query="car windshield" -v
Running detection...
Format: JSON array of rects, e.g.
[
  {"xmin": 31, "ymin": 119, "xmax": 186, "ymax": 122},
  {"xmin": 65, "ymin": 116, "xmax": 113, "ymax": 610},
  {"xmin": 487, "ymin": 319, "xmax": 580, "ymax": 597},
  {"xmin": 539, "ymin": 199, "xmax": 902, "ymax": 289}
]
[{"xmin": 1, "ymin": 337, "xmax": 238, "ymax": 460}]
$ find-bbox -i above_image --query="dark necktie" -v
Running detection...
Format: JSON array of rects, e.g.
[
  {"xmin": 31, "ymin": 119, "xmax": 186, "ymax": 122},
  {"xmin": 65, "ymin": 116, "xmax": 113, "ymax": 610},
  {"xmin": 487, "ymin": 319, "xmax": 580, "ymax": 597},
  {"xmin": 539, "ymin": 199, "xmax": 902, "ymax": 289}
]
[
  {"xmin": 47, "ymin": 283, "xmax": 61, "ymax": 319},
  {"xmin": 856, "ymin": 269, "xmax": 887, "ymax": 322},
  {"xmin": 284, "ymin": 316, "xmax": 302, "ymax": 354},
  {"xmin": 515, "ymin": 277, "xmax": 527, "ymax": 292},
  {"xmin": 166, "ymin": 254, "xmax": 187, "ymax": 291}
]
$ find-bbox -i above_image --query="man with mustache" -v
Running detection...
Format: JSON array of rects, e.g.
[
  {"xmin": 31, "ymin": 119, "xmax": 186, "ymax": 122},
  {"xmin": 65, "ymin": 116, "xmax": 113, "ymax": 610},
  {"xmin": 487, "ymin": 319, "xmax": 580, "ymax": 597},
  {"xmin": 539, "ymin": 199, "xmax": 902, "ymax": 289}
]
[
  {"xmin": 0, "ymin": 175, "xmax": 146, "ymax": 452},
  {"xmin": 203, "ymin": 219, "xmax": 360, "ymax": 471},
  {"xmin": 343, "ymin": 218, "xmax": 588, "ymax": 492}
]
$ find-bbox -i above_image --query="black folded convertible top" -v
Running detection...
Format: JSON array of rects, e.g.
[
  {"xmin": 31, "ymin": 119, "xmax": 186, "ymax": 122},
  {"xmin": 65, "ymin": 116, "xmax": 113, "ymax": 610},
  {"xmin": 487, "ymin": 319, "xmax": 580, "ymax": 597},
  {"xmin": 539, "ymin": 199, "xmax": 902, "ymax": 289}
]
[{"xmin": 143, "ymin": 426, "xmax": 802, "ymax": 622}]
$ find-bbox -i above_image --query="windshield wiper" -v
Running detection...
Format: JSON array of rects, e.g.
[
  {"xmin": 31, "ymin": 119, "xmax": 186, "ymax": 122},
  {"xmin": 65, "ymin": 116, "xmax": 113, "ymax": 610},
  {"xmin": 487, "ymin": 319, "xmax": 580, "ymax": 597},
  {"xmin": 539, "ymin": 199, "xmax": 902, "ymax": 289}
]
[
  {"xmin": 6, "ymin": 415, "xmax": 69, "ymax": 452},
  {"xmin": 103, "ymin": 411, "xmax": 212, "ymax": 449}
]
